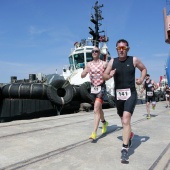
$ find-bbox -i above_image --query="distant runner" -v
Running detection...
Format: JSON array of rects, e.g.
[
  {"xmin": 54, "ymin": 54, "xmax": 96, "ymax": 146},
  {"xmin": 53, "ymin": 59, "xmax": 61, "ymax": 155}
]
[
  {"xmin": 164, "ymin": 83, "xmax": 170, "ymax": 108},
  {"xmin": 141, "ymin": 74, "xmax": 158, "ymax": 119}
]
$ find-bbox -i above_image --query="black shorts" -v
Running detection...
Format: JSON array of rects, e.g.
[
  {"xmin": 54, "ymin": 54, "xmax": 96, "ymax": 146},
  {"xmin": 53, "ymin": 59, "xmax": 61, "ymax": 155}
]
[
  {"xmin": 145, "ymin": 96, "xmax": 155, "ymax": 103},
  {"xmin": 115, "ymin": 91, "xmax": 137, "ymax": 117}
]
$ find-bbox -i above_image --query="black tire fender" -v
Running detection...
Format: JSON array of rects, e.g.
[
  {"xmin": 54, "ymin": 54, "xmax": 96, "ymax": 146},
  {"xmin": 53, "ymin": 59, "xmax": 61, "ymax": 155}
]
[
  {"xmin": 47, "ymin": 80, "xmax": 74, "ymax": 105},
  {"xmin": 72, "ymin": 85, "xmax": 81, "ymax": 100},
  {"xmin": 1, "ymin": 83, "xmax": 48, "ymax": 99},
  {"xmin": 79, "ymin": 82, "xmax": 95, "ymax": 103}
]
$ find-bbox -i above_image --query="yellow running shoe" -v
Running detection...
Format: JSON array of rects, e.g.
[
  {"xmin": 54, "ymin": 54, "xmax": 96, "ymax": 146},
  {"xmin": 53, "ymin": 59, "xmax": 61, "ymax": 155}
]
[
  {"xmin": 89, "ymin": 132, "xmax": 97, "ymax": 140},
  {"xmin": 147, "ymin": 115, "xmax": 151, "ymax": 119},
  {"xmin": 102, "ymin": 121, "xmax": 108, "ymax": 134}
]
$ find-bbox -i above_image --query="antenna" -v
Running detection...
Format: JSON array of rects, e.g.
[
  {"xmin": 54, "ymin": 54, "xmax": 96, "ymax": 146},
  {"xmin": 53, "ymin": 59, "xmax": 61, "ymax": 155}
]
[{"xmin": 89, "ymin": 1, "xmax": 104, "ymax": 47}]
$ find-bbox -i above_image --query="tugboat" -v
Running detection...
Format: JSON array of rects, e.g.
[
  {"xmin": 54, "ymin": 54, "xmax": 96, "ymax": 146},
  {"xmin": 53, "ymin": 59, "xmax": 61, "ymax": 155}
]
[
  {"xmin": 0, "ymin": 1, "xmax": 115, "ymax": 122},
  {"xmin": 61, "ymin": 1, "xmax": 115, "ymax": 101},
  {"xmin": 47, "ymin": 1, "xmax": 115, "ymax": 112}
]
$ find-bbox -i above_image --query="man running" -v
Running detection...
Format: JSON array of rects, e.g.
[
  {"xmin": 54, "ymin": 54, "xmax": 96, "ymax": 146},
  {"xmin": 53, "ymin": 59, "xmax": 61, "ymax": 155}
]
[
  {"xmin": 81, "ymin": 46, "xmax": 108, "ymax": 140},
  {"xmin": 102, "ymin": 39, "xmax": 147, "ymax": 163},
  {"xmin": 141, "ymin": 74, "xmax": 158, "ymax": 119},
  {"xmin": 164, "ymin": 83, "xmax": 170, "ymax": 108}
]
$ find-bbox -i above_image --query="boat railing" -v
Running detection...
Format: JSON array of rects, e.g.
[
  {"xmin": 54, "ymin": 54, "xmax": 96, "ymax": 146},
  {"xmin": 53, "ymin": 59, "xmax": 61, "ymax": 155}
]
[{"xmin": 71, "ymin": 39, "xmax": 99, "ymax": 52}]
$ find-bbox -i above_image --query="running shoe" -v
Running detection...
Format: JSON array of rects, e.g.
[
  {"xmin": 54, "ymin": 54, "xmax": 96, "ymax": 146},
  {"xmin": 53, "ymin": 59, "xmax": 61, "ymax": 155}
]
[
  {"xmin": 147, "ymin": 115, "xmax": 151, "ymax": 119},
  {"xmin": 89, "ymin": 132, "xmax": 97, "ymax": 140},
  {"xmin": 166, "ymin": 105, "xmax": 168, "ymax": 108},
  {"xmin": 121, "ymin": 148, "xmax": 129, "ymax": 164},
  {"xmin": 102, "ymin": 121, "xmax": 108, "ymax": 134},
  {"xmin": 152, "ymin": 105, "xmax": 155, "ymax": 110},
  {"xmin": 128, "ymin": 132, "xmax": 134, "ymax": 148}
]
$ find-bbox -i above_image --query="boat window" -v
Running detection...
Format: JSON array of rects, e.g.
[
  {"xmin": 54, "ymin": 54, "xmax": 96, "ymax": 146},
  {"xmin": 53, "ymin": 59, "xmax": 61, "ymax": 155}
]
[
  {"xmin": 69, "ymin": 56, "xmax": 73, "ymax": 65},
  {"xmin": 73, "ymin": 53, "xmax": 85, "ymax": 69},
  {"xmin": 69, "ymin": 56, "xmax": 74, "ymax": 70},
  {"xmin": 86, "ymin": 53, "xmax": 93, "ymax": 62},
  {"xmin": 74, "ymin": 54, "xmax": 84, "ymax": 62}
]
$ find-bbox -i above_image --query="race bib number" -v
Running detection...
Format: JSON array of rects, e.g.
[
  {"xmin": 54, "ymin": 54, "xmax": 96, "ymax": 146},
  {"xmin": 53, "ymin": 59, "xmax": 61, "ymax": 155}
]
[
  {"xmin": 116, "ymin": 88, "xmax": 131, "ymax": 100},
  {"xmin": 166, "ymin": 94, "xmax": 169, "ymax": 98},
  {"xmin": 91, "ymin": 85, "xmax": 101, "ymax": 94},
  {"xmin": 147, "ymin": 91, "xmax": 153, "ymax": 96}
]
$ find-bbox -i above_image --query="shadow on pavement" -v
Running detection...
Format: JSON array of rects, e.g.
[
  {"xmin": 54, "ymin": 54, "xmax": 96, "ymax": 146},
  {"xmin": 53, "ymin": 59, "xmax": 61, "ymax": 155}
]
[
  {"xmin": 143, "ymin": 114, "xmax": 158, "ymax": 118},
  {"xmin": 117, "ymin": 134, "xmax": 150, "ymax": 157},
  {"xmin": 91, "ymin": 125, "xmax": 122, "ymax": 143}
]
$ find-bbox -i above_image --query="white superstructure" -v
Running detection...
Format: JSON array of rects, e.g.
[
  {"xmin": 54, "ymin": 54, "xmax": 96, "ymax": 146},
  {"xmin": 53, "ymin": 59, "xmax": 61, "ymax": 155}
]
[{"xmin": 61, "ymin": 38, "xmax": 115, "ymax": 96}]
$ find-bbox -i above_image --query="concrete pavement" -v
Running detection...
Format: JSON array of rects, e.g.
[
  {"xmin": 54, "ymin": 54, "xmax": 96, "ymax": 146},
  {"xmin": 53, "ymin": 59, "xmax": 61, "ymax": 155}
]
[{"xmin": 0, "ymin": 101, "xmax": 169, "ymax": 170}]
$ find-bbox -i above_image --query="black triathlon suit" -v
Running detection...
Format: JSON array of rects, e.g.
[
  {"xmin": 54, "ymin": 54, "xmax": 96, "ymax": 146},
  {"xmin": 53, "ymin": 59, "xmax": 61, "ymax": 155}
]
[
  {"xmin": 165, "ymin": 87, "xmax": 170, "ymax": 97},
  {"xmin": 112, "ymin": 56, "xmax": 137, "ymax": 117},
  {"xmin": 144, "ymin": 80, "xmax": 155, "ymax": 102}
]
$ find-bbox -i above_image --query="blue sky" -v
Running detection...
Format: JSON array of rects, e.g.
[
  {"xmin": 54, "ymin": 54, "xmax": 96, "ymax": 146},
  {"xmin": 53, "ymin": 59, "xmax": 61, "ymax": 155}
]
[{"xmin": 0, "ymin": 0, "xmax": 169, "ymax": 83}]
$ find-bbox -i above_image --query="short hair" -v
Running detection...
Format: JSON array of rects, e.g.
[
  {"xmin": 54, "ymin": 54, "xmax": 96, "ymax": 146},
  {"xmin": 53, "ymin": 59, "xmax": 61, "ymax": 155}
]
[
  {"xmin": 146, "ymin": 74, "xmax": 150, "ymax": 77},
  {"xmin": 116, "ymin": 39, "xmax": 129, "ymax": 47}
]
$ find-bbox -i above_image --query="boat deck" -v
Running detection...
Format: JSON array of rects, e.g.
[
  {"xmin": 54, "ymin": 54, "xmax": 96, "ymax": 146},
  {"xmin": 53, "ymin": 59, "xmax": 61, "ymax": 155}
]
[{"xmin": 0, "ymin": 101, "xmax": 169, "ymax": 170}]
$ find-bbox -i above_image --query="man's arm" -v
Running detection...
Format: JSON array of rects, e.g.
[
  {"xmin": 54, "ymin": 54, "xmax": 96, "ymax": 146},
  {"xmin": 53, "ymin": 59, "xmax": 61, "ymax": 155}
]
[
  {"xmin": 134, "ymin": 57, "xmax": 147, "ymax": 85},
  {"xmin": 102, "ymin": 59, "xmax": 115, "ymax": 81},
  {"xmin": 151, "ymin": 80, "xmax": 158, "ymax": 90},
  {"xmin": 103, "ymin": 61, "xmax": 108, "ymax": 69}
]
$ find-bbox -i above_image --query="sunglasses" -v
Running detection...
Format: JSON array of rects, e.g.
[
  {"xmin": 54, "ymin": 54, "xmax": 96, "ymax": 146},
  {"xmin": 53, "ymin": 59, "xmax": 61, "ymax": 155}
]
[
  {"xmin": 116, "ymin": 46, "xmax": 128, "ymax": 51},
  {"xmin": 92, "ymin": 50, "xmax": 99, "ymax": 53}
]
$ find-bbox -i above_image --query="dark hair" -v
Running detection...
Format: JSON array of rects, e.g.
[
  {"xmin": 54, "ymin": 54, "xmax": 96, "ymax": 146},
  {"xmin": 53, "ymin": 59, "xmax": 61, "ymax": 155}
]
[
  {"xmin": 116, "ymin": 39, "xmax": 129, "ymax": 47},
  {"xmin": 146, "ymin": 74, "xmax": 150, "ymax": 77}
]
